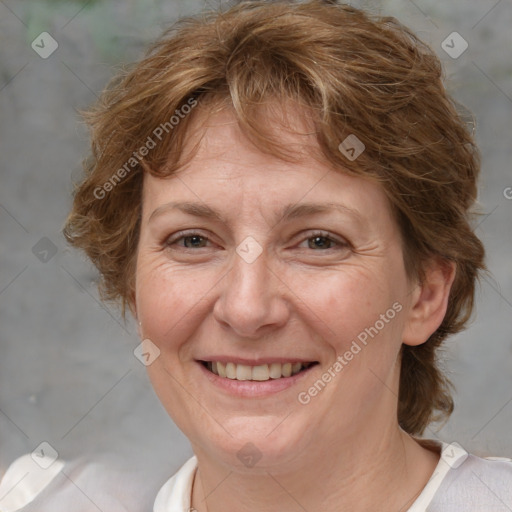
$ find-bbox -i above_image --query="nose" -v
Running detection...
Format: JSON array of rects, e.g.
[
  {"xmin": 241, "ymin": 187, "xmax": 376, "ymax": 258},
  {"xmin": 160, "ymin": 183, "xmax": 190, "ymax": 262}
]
[{"xmin": 212, "ymin": 246, "xmax": 290, "ymax": 339}]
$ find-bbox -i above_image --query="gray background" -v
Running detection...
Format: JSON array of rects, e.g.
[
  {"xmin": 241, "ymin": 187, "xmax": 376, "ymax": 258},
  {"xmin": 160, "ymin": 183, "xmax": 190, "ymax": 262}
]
[{"xmin": 1, "ymin": 0, "xmax": 511, "ymax": 483}]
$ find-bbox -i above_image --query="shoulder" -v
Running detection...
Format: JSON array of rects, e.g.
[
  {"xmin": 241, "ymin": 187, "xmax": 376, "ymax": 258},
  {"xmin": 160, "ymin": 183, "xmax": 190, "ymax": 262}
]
[
  {"xmin": 438, "ymin": 452, "xmax": 512, "ymax": 493},
  {"xmin": 0, "ymin": 451, "xmax": 167, "ymax": 511},
  {"xmin": 430, "ymin": 443, "xmax": 512, "ymax": 511},
  {"xmin": 0, "ymin": 452, "xmax": 65, "ymax": 511},
  {"xmin": 153, "ymin": 455, "xmax": 197, "ymax": 511},
  {"xmin": 407, "ymin": 439, "xmax": 512, "ymax": 512}
]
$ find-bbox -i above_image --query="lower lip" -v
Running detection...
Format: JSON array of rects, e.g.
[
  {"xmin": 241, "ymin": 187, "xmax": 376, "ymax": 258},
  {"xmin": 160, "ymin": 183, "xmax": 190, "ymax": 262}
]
[{"xmin": 196, "ymin": 362, "xmax": 317, "ymax": 398}]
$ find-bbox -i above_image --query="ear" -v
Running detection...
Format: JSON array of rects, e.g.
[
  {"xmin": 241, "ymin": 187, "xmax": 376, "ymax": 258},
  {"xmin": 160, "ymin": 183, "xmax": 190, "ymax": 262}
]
[{"xmin": 402, "ymin": 257, "xmax": 456, "ymax": 346}]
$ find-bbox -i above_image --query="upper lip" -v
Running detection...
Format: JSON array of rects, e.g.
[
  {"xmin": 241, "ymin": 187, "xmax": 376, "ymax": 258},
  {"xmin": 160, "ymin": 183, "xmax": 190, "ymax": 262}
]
[{"xmin": 196, "ymin": 357, "xmax": 318, "ymax": 365}]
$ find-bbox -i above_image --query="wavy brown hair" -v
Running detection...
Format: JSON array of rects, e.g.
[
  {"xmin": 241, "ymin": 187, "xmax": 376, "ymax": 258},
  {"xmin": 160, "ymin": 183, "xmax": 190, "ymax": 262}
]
[{"xmin": 63, "ymin": 0, "xmax": 486, "ymax": 435}]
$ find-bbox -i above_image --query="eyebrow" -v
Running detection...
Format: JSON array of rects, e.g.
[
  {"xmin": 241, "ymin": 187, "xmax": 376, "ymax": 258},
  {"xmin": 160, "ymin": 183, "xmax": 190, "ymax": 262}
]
[{"xmin": 148, "ymin": 200, "xmax": 363, "ymax": 226}]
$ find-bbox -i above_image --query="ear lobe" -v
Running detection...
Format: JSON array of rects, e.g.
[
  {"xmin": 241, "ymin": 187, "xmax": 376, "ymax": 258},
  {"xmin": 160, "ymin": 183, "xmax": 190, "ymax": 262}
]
[{"xmin": 402, "ymin": 258, "xmax": 456, "ymax": 347}]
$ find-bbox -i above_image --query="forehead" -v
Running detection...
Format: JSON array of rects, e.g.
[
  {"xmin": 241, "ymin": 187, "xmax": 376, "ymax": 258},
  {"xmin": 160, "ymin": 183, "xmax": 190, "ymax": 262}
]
[
  {"xmin": 174, "ymin": 99, "xmax": 324, "ymax": 175},
  {"xmin": 141, "ymin": 103, "xmax": 395, "ymax": 229}
]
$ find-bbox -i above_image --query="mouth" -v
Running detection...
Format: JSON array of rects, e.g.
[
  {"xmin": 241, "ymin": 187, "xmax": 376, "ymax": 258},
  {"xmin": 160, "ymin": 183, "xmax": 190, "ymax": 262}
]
[{"xmin": 199, "ymin": 360, "xmax": 319, "ymax": 381}]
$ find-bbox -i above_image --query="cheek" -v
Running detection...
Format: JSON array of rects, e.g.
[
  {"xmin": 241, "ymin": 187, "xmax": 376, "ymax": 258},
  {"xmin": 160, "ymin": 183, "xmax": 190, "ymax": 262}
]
[
  {"xmin": 134, "ymin": 256, "xmax": 217, "ymax": 349},
  {"xmin": 294, "ymin": 265, "xmax": 406, "ymax": 391},
  {"xmin": 294, "ymin": 268, "xmax": 397, "ymax": 342}
]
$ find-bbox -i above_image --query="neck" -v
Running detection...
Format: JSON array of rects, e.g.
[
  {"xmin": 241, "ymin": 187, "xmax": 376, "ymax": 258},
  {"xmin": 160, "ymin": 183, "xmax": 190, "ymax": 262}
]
[{"xmin": 190, "ymin": 424, "xmax": 439, "ymax": 512}]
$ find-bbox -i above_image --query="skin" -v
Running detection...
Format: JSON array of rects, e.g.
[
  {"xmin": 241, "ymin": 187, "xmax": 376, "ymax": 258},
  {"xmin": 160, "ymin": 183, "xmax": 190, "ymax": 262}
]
[{"xmin": 132, "ymin": 103, "xmax": 456, "ymax": 512}]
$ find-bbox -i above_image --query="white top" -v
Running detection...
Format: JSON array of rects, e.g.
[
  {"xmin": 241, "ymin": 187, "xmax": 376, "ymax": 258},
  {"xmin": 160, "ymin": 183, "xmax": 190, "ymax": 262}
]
[{"xmin": 1, "ymin": 440, "xmax": 512, "ymax": 511}]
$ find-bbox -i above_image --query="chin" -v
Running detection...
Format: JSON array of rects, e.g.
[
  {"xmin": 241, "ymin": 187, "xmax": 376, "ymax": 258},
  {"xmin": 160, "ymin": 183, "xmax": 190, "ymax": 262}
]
[{"xmin": 191, "ymin": 413, "xmax": 316, "ymax": 473}]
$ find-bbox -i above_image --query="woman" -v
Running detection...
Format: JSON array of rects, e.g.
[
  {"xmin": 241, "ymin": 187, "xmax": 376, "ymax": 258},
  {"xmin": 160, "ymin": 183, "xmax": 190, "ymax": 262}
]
[{"xmin": 1, "ymin": 1, "xmax": 511, "ymax": 510}]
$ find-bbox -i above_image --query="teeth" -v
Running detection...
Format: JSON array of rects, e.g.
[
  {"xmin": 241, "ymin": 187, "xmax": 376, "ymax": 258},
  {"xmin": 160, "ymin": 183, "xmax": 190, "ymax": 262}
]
[
  {"xmin": 292, "ymin": 362, "xmax": 302, "ymax": 374},
  {"xmin": 236, "ymin": 364, "xmax": 252, "ymax": 381},
  {"xmin": 281, "ymin": 362, "xmax": 292, "ymax": 378},
  {"xmin": 252, "ymin": 364, "xmax": 270, "ymax": 381},
  {"xmin": 217, "ymin": 361, "xmax": 227, "ymax": 378},
  {"xmin": 206, "ymin": 361, "xmax": 312, "ymax": 380},
  {"xmin": 226, "ymin": 362, "xmax": 237, "ymax": 379},
  {"xmin": 269, "ymin": 363, "xmax": 282, "ymax": 379}
]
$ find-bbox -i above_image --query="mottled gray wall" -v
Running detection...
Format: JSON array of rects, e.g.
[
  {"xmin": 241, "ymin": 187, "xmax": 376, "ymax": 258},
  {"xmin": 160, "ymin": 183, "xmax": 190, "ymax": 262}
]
[{"xmin": 1, "ymin": 0, "xmax": 511, "ymax": 480}]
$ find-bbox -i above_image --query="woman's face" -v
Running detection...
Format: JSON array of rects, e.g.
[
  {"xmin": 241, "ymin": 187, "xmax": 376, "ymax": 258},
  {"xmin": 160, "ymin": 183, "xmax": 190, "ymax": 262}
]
[{"xmin": 134, "ymin": 105, "xmax": 418, "ymax": 470}]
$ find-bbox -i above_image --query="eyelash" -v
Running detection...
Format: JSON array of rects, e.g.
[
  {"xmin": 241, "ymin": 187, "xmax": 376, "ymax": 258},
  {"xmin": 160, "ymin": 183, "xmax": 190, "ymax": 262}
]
[{"xmin": 164, "ymin": 230, "xmax": 348, "ymax": 251}]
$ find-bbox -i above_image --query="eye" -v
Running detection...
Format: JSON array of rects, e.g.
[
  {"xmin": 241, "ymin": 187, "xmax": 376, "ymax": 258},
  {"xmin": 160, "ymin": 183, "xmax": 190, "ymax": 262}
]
[
  {"xmin": 163, "ymin": 230, "xmax": 349, "ymax": 252},
  {"xmin": 297, "ymin": 231, "xmax": 348, "ymax": 251},
  {"xmin": 165, "ymin": 231, "xmax": 212, "ymax": 249}
]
